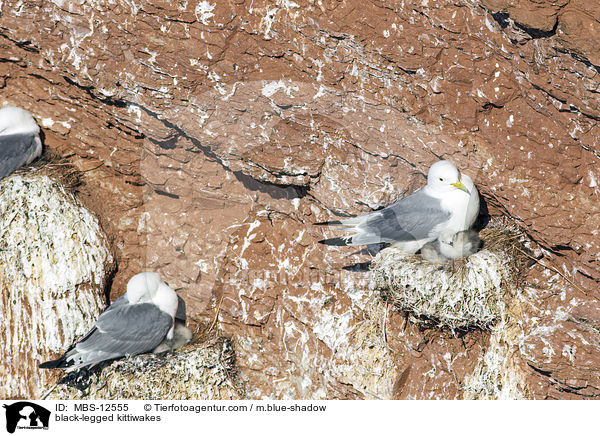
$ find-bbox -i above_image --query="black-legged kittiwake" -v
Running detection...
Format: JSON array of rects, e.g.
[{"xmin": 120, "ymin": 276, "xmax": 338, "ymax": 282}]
[
  {"xmin": 153, "ymin": 295, "xmax": 193, "ymax": 353},
  {"xmin": 0, "ymin": 106, "xmax": 42, "ymax": 180},
  {"xmin": 40, "ymin": 272, "xmax": 190, "ymax": 371},
  {"xmin": 421, "ymin": 229, "xmax": 482, "ymax": 263},
  {"xmin": 317, "ymin": 160, "xmax": 480, "ymax": 253}
]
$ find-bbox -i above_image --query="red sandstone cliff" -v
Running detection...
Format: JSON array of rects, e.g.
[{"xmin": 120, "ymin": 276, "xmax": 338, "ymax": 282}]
[{"xmin": 1, "ymin": 0, "xmax": 599, "ymax": 399}]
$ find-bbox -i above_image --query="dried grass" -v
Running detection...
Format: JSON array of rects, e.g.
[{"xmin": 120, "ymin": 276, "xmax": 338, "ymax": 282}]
[
  {"xmin": 368, "ymin": 218, "xmax": 531, "ymax": 332},
  {"xmin": 14, "ymin": 152, "xmax": 84, "ymax": 191}
]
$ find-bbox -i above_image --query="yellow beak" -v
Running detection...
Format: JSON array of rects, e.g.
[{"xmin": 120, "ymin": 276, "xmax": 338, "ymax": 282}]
[{"xmin": 451, "ymin": 180, "xmax": 469, "ymax": 193}]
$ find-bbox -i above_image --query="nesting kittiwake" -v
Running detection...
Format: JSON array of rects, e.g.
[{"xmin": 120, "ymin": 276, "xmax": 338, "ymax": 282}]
[
  {"xmin": 153, "ymin": 295, "xmax": 193, "ymax": 353},
  {"xmin": 317, "ymin": 160, "xmax": 480, "ymax": 253},
  {"xmin": 421, "ymin": 229, "xmax": 482, "ymax": 263},
  {"xmin": 0, "ymin": 106, "xmax": 42, "ymax": 180},
  {"xmin": 40, "ymin": 272, "xmax": 188, "ymax": 371}
]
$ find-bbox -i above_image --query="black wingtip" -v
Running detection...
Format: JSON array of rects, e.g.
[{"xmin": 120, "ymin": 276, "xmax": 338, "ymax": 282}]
[
  {"xmin": 318, "ymin": 237, "xmax": 352, "ymax": 246},
  {"xmin": 39, "ymin": 357, "xmax": 68, "ymax": 369},
  {"xmin": 39, "ymin": 360, "xmax": 60, "ymax": 369},
  {"xmin": 313, "ymin": 220, "xmax": 343, "ymax": 226}
]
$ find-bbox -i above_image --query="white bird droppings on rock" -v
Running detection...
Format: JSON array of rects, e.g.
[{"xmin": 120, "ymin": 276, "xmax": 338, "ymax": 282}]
[{"xmin": 0, "ymin": 173, "xmax": 113, "ymax": 398}]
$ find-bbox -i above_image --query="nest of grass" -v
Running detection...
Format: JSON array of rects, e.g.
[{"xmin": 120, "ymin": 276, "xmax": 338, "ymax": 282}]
[
  {"xmin": 368, "ymin": 218, "xmax": 531, "ymax": 332},
  {"xmin": 44, "ymin": 335, "xmax": 244, "ymax": 400},
  {"xmin": 13, "ymin": 152, "xmax": 85, "ymax": 191}
]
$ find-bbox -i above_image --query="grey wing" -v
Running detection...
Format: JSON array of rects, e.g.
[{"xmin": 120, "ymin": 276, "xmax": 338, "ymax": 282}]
[
  {"xmin": 0, "ymin": 133, "xmax": 37, "ymax": 179},
  {"xmin": 347, "ymin": 190, "xmax": 451, "ymax": 245},
  {"xmin": 103, "ymin": 293, "xmax": 130, "ymax": 312},
  {"xmin": 76, "ymin": 302, "xmax": 173, "ymax": 358},
  {"xmin": 175, "ymin": 295, "xmax": 186, "ymax": 323},
  {"xmin": 68, "ymin": 294, "xmax": 130, "ymax": 348}
]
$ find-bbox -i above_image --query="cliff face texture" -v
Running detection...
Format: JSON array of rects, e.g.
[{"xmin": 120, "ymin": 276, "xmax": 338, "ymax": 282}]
[{"xmin": 1, "ymin": 0, "xmax": 599, "ymax": 399}]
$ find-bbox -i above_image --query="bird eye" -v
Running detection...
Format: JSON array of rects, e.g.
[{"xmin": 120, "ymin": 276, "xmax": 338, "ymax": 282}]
[{"xmin": 439, "ymin": 177, "xmax": 443, "ymax": 181}]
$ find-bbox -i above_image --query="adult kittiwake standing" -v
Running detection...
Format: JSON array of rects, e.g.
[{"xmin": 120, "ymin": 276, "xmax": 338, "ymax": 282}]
[
  {"xmin": 40, "ymin": 272, "xmax": 190, "ymax": 371},
  {"xmin": 317, "ymin": 160, "xmax": 480, "ymax": 253},
  {"xmin": 0, "ymin": 106, "xmax": 42, "ymax": 180}
]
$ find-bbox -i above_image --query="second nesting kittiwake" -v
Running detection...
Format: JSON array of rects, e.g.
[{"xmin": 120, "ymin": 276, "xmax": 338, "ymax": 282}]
[
  {"xmin": 0, "ymin": 106, "xmax": 42, "ymax": 180},
  {"xmin": 40, "ymin": 272, "xmax": 191, "ymax": 371},
  {"xmin": 153, "ymin": 294, "xmax": 193, "ymax": 354},
  {"xmin": 317, "ymin": 160, "xmax": 480, "ymax": 253}
]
